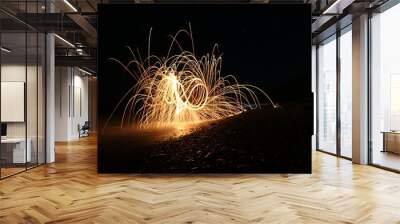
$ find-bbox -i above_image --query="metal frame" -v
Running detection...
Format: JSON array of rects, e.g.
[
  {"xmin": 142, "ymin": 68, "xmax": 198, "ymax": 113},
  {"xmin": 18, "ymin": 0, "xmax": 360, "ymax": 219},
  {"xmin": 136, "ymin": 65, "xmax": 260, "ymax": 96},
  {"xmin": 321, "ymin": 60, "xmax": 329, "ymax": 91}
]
[
  {"xmin": 44, "ymin": 0, "xmax": 47, "ymax": 165},
  {"xmin": 25, "ymin": 2, "xmax": 28, "ymax": 171},
  {"xmin": 336, "ymin": 28, "xmax": 341, "ymax": 157},
  {"xmin": 367, "ymin": 10, "xmax": 373, "ymax": 166},
  {"xmin": 0, "ymin": 20, "xmax": 2, "ymax": 179},
  {"xmin": 36, "ymin": 1, "xmax": 39, "ymax": 167},
  {"xmin": 316, "ymin": 44, "xmax": 319, "ymax": 151}
]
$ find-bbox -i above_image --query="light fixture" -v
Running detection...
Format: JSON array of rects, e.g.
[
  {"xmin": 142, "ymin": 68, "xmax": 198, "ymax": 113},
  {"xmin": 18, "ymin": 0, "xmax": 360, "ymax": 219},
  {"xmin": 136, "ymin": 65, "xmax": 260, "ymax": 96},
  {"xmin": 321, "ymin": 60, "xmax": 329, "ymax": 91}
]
[
  {"xmin": 322, "ymin": 0, "xmax": 343, "ymax": 15},
  {"xmin": 63, "ymin": 0, "xmax": 78, "ymax": 12},
  {"xmin": 1, "ymin": 47, "xmax": 11, "ymax": 53},
  {"xmin": 77, "ymin": 67, "xmax": 92, "ymax": 76},
  {"xmin": 76, "ymin": 48, "xmax": 87, "ymax": 56},
  {"xmin": 54, "ymin": 34, "xmax": 75, "ymax": 48}
]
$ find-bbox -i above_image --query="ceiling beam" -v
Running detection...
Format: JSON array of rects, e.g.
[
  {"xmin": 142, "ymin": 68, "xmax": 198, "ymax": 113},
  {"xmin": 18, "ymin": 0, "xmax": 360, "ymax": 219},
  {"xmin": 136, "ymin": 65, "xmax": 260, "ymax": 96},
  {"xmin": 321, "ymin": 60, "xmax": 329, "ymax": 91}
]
[
  {"xmin": 55, "ymin": 55, "xmax": 96, "ymax": 72},
  {"xmin": 67, "ymin": 13, "xmax": 97, "ymax": 46}
]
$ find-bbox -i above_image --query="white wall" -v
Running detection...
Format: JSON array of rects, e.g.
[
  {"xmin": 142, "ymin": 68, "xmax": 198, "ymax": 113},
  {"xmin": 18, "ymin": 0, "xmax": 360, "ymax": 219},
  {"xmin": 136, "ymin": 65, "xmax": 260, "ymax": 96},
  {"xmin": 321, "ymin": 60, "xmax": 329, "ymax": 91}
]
[
  {"xmin": 1, "ymin": 65, "xmax": 27, "ymax": 139},
  {"xmin": 1, "ymin": 65, "xmax": 40, "ymax": 137},
  {"xmin": 72, "ymin": 73, "xmax": 89, "ymax": 138},
  {"xmin": 1, "ymin": 65, "xmax": 26, "ymax": 166},
  {"xmin": 1, "ymin": 63, "xmax": 45, "ymax": 164},
  {"xmin": 55, "ymin": 66, "xmax": 70, "ymax": 141},
  {"xmin": 55, "ymin": 66, "xmax": 89, "ymax": 141}
]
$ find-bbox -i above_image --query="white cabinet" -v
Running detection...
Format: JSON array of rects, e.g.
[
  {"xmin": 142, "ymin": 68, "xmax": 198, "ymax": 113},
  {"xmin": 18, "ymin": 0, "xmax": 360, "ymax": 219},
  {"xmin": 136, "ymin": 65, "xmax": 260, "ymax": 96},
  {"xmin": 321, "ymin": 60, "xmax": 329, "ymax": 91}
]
[{"xmin": 1, "ymin": 138, "xmax": 32, "ymax": 163}]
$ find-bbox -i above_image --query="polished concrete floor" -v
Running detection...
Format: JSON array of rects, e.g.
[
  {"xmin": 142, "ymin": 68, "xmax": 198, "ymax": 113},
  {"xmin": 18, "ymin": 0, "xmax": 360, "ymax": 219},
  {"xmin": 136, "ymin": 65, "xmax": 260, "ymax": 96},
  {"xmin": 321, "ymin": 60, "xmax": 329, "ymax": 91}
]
[{"xmin": 0, "ymin": 136, "xmax": 400, "ymax": 223}]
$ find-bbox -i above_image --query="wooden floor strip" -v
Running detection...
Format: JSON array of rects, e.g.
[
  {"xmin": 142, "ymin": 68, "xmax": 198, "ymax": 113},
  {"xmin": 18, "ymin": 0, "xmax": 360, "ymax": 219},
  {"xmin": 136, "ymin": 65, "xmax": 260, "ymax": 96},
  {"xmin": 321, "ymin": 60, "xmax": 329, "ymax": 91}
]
[{"xmin": 0, "ymin": 136, "xmax": 400, "ymax": 223}]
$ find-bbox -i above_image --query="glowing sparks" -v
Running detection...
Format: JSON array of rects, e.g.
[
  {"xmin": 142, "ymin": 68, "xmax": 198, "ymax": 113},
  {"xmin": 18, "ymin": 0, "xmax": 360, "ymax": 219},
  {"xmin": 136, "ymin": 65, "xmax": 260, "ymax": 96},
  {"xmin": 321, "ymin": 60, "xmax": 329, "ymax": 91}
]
[{"xmin": 106, "ymin": 26, "xmax": 277, "ymax": 129}]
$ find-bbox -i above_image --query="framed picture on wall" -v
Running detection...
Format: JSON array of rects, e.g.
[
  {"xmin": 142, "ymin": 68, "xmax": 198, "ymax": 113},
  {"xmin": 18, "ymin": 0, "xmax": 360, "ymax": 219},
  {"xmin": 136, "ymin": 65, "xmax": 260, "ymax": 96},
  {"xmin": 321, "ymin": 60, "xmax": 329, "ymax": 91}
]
[{"xmin": 97, "ymin": 4, "xmax": 312, "ymax": 173}]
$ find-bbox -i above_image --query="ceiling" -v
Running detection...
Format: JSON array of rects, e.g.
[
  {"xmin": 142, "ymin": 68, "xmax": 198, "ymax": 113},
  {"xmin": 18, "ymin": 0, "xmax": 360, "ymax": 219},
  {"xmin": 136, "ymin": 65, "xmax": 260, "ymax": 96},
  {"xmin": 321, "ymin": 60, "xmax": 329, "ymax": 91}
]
[{"xmin": 0, "ymin": 0, "xmax": 390, "ymax": 73}]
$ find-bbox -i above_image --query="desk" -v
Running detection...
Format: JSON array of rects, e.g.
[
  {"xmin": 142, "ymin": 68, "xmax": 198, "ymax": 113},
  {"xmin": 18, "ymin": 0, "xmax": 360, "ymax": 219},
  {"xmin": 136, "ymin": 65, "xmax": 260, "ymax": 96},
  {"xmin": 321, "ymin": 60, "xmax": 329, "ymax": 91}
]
[
  {"xmin": 1, "ymin": 138, "xmax": 31, "ymax": 163},
  {"xmin": 382, "ymin": 131, "xmax": 400, "ymax": 154}
]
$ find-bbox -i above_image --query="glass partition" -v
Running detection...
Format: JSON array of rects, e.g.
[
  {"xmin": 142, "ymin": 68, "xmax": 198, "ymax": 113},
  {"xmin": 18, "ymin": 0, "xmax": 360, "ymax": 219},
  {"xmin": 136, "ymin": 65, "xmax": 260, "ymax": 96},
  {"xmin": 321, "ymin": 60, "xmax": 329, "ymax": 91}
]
[
  {"xmin": 38, "ymin": 32, "xmax": 45, "ymax": 165},
  {"xmin": 370, "ymin": 3, "xmax": 400, "ymax": 171},
  {"xmin": 317, "ymin": 35, "xmax": 337, "ymax": 154},
  {"xmin": 1, "ymin": 31, "xmax": 28, "ymax": 177},
  {"xmin": 339, "ymin": 27, "xmax": 352, "ymax": 158},
  {"xmin": 0, "ymin": 1, "xmax": 46, "ymax": 179}
]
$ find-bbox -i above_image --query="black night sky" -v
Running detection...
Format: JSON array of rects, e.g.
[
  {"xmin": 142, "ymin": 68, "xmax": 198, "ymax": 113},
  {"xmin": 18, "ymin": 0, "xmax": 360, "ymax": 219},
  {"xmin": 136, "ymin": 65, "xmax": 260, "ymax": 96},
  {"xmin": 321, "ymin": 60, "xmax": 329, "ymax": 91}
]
[{"xmin": 98, "ymin": 4, "xmax": 311, "ymax": 122}]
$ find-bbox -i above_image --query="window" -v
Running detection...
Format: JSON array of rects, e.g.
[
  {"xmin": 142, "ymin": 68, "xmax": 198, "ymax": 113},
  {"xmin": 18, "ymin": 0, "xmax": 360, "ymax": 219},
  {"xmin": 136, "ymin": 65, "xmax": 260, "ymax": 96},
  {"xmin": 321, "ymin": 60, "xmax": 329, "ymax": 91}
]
[
  {"xmin": 339, "ymin": 28, "xmax": 352, "ymax": 158},
  {"xmin": 370, "ymin": 3, "xmax": 400, "ymax": 171},
  {"xmin": 317, "ymin": 36, "xmax": 337, "ymax": 154}
]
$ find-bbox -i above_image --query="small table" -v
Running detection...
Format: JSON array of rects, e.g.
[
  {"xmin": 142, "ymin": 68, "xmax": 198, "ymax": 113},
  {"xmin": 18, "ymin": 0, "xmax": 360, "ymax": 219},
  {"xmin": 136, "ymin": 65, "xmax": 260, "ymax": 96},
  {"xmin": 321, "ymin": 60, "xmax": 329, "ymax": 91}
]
[
  {"xmin": 381, "ymin": 131, "xmax": 400, "ymax": 154},
  {"xmin": 1, "ymin": 138, "xmax": 31, "ymax": 164}
]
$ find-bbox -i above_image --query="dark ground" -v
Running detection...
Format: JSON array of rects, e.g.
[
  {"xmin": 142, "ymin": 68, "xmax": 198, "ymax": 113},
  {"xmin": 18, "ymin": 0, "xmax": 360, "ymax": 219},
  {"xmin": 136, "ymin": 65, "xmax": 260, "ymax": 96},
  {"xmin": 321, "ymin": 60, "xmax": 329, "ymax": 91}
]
[{"xmin": 98, "ymin": 99, "xmax": 312, "ymax": 173}]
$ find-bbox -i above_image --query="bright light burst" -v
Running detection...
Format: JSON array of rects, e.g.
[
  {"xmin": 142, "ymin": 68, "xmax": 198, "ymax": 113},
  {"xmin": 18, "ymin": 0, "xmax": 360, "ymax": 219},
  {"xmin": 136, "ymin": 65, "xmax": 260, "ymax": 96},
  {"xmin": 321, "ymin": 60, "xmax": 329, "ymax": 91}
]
[{"xmin": 106, "ymin": 26, "xmax": 278, "ymax": 128}]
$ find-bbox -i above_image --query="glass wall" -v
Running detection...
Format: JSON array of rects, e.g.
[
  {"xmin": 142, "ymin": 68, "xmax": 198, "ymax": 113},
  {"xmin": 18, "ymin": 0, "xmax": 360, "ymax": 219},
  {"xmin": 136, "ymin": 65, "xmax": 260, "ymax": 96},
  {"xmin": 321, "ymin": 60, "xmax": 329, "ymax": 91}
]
[
  {"xmin": 317, "ymin": 35, "xmax": 337, "ymax": 154},
  {"xmin": 0, "ymin": 31, "xmax": 28, "ymax": 177},
  {"xmin": 0, "ymin": 1, "xmax": 46, "ymax": 179},
  {"xmin": 370, "ymin": 3, "xmax": 400, "ymax": 171},
  {"xmin": 339, "ymin": 28, "xmax": 352, "ymax": 158}
]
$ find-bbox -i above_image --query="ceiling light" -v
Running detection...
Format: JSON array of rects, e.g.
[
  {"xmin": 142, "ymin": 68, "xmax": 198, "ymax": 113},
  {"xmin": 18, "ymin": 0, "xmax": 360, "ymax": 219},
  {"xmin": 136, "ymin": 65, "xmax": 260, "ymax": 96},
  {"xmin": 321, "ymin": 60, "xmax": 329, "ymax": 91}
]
[
  {"xmin": 78, "ymin": 67, "xmax": 92, "ymax": 76},
  {"xmin": 54, "ymin": 34, "xmax": 75, "ymax": 48},
  {"xmin": 1, "ymin": 47, "xmax": 11, "ymax": 53},
  {"xmin": 322, "ymin": 0, "xmax": 343, "ymax": 15},
  {"xmin": 76, "ymin": 48, "xmax": 85, "ymax": 55},
  {"xmin": 63, "ymin": 0, "xmax": 78, "ymax": 12}
]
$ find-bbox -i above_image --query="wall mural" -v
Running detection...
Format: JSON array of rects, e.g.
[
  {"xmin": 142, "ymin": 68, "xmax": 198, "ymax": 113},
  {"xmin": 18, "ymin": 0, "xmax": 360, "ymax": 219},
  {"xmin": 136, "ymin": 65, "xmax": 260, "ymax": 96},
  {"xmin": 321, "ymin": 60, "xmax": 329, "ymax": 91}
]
[{"xmin": 98, "ymin": 4, "xmax": 312, "ymax": 173}]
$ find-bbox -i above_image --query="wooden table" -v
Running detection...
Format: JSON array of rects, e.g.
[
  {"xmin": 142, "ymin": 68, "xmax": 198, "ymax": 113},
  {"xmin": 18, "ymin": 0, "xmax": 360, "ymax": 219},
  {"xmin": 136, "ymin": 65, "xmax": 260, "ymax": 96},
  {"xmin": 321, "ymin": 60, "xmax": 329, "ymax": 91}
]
[{"xmin": 382, "ymin": 131, "xmax": 400, "ymax": 154}]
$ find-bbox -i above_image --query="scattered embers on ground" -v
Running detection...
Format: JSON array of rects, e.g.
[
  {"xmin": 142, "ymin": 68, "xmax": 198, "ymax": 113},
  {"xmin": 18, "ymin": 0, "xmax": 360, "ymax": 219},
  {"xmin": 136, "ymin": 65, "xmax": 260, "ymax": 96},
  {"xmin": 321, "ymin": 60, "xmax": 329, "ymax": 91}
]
[{"xmin": 99, "ymin": 100, "xmax": 312, "ymax": 173}]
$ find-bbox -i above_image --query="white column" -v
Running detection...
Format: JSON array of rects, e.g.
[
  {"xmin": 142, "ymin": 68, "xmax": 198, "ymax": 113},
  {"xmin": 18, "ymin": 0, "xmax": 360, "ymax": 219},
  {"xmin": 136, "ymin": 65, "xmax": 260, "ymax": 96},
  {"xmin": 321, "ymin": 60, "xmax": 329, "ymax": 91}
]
[
  {"xmin": 352, "ymin": 14, "xmax": 369, "ymax": 164},
  {"xmin": 46, "ymin": 33, "xmax": 55, "ymax": 163},
  {"xmin": 45, "ymin": 0, "xmax": 55, "ymax": 163}
]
